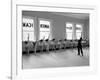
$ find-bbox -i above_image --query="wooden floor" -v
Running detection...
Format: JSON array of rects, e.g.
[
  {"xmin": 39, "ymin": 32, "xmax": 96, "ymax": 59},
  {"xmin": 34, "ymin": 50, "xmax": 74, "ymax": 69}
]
[{"xmin": 22, "ymin": 48, "xmax": 89, "ymax": 69}]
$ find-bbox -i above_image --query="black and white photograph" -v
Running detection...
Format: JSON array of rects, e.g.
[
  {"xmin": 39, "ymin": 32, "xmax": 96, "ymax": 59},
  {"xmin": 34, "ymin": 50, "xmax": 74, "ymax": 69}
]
[
  {"xmin": 22, "ymin": 11, "xmax": 90, "ymax": 69},
  {"xmin": 0, "ymin": 0, "xmax": 99, "ymax": 79},
  {"xmin": 10, "ymin": 1, "xmax": 97, "ymax": 79}
]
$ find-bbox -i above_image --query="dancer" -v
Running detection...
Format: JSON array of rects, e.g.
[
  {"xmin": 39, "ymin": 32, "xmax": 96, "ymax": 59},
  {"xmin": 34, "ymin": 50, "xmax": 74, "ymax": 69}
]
[{"xmin": 77, "ymin": 37, "xmax": 83, "ymax": 56}]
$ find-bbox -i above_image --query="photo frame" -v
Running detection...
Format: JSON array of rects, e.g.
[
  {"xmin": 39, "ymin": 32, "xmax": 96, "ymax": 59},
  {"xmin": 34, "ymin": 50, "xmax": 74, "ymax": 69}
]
[{"xmin": 11, "ymin": 0, "xmax": 97, "ymax": 80}]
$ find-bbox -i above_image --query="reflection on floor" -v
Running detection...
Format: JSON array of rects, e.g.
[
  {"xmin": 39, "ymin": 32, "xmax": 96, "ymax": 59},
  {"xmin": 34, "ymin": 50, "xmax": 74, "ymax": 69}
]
[{"xmin": 22, "ymin": 48, "xmax": 89, "ymax": 69}]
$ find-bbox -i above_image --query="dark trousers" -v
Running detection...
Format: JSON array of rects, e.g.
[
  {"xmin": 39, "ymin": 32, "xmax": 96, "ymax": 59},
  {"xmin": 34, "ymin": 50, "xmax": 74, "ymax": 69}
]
[{"xmin": 78, "ymin": 47, "xmax": 83, "ymax": 56}]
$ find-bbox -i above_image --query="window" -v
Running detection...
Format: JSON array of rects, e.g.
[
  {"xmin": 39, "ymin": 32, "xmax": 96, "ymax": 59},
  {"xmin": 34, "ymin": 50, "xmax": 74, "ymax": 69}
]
[
  {"xmin": 76, "ymin": 24, "xmax": 82, "ymax": 39},
  {"xmin": 39, "ymin": 20, "xmax": 50, "ymax": 40},
  {"xmin": 66, "ymin": 23, "xmax": 73, "ymax": 40},
  {"xmin": 22, "ymin": 17, "xmax": 35, "ymax": 41}
]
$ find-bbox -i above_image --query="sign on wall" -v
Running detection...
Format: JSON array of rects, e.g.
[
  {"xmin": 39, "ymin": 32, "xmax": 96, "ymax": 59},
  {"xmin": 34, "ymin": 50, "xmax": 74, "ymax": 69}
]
[
  {"xmin": 40, "ymin": 20, "xmax": 50, "ymax": 31},
  {"xmin": 39, "ymin": 20, "xmax": 50, "ymax": 40},
  {"xmin": 22, "ymin": 17, "xmax": 34, "ymax": 41},
  {"xmin": 22, "ymin": 17, "xmax": 34, "ymax": 31}
]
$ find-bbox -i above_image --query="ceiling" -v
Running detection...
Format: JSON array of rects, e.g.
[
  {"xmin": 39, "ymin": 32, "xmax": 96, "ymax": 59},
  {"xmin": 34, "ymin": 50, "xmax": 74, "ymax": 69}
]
[
  {"xmin": 53, "ymin": 12, "xmax": 89, "ymax": 20},
  {"xmin": 23, "ymin": 11, "xmax": 89, "ymax": 20}
]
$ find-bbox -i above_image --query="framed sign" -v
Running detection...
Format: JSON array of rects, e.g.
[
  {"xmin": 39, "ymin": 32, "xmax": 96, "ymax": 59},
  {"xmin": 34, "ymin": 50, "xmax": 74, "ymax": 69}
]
[{"xmin": 11, "ymin": 0, "xmax": 97, "ymax": 80}]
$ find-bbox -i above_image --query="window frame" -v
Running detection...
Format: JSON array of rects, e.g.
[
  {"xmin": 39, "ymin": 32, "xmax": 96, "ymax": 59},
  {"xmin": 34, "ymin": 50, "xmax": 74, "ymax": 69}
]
[
  {"xmin": 22, "ymin": 16, "xmax": 35, "ymax": 41},
  {"xmin": 38, "ymin": 18, "xmax": 52, "ymax": 40},
  {"xmin": 66, "ymin": 22, "xmax": 73, "ymax": 40},
  {"xmin": 75, "ymin": 23, "xmax": 83, "ymax": 40}
]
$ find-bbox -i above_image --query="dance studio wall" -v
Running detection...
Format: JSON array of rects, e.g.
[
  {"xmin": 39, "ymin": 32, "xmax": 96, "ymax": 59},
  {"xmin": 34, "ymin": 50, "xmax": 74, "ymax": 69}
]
[{"xmin": 22, "ymin": 11, "xmax": 89, "ymax": 40}]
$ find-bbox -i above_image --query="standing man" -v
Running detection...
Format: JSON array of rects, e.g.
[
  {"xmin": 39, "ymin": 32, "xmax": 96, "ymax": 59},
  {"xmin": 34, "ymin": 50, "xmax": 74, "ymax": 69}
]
[{"xmin": 77, "ymin": 37, "xmax": 83, "ymax": 56}]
